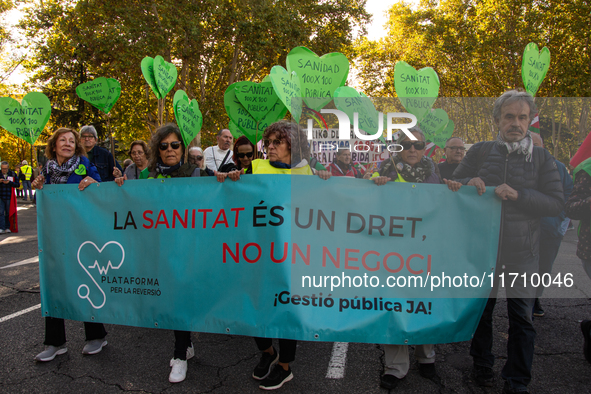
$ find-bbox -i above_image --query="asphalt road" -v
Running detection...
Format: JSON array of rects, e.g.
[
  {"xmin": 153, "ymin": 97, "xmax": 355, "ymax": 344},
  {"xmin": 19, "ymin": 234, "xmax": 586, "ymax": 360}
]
[{"xmin": 1, "ymin": 199, "xmax": 591, "ymax": 393}]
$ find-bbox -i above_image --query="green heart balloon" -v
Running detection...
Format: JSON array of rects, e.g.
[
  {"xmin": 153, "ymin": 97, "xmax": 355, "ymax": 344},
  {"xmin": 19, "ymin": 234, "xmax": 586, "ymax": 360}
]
[
  {"xmin": 0, "ymin": 92, "xmax": 51, "ymax": 145},
  {"xmin": 234, "ymin": 81, "xmax": 279, "ymax": 122},
  {"xmin": 394, "ymin": 61, "xmax": 440, "ymax": 123},
  {"xmin": 334, "ymin": 86, "xmax": 384, "ymax": 137},
  {"xmin": 173, "ymin": 90, "xmax": 203, "ymax": 147},
  {"xmin": 522, "ymin": 42, "xmax": 550, "ymax": 97},
  {"xmin": 431, "ymin": 119, "xmax": 454, "ymax": 149},
  {"xmin": 76, "ymin": 77, "xmax": 110, "ymax": 111},
  {"xmin": 269, "ymin": 66, "xmax": 303, "ymax": 122},
  {"xmin": 286, "ymin": 46, "xmax": 349, "ymax": 112},
  {"xmin": 103, "ymin": 78, "xmax": 121, "ymax": 114},
  {"xmin": 419, "ymin": 108, "xmax": 449, "ymax": 146},
  {"xmin": 224, "ymin": 82, "xmax": 287, "ymax": 145},
  {"xmin": 228, "ymin": 121, "xmax": 244, "ymax": 139},
  {"xmin": 153, "ymin": 55, "xmax": 177, "ymax": 99},
  {"xmin": 141, "ymin": 56, "xmax": 161, "ymax": 99}
]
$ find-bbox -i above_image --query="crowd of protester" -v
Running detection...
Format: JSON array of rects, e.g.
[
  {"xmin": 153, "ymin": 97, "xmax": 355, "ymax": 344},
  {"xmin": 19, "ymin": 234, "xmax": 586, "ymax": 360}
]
[{"xmin": 2, "ymin": 89, "xmax": 590, "ymax": 392}]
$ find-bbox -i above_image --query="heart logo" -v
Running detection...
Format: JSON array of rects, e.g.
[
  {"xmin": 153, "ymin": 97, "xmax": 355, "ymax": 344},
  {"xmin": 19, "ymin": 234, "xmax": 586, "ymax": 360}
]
[
  {"xmin": 224, "ymin": 82, "xmax": 287, "ymax": 145},
  {"xmin": 173, "ymin": 90, "xmax": 203, "ymax": 147},
  {"xmin": 141, "ymin": 56, "xmax": 161, "ymax": 99},
  {"xmin": 75, "ymin": 77, "xmax": 121, "ymax": 114},
  {"xmin": 74, "ymin": 164, "xmax": 87, "ymax": 176},
  {"xmin": 286, "ymin": 46, "xmax": 349, "ymax": 112},
  {"xmin": 522, "ymin": 42, "xmax": 550, "ymax": 97},
  {"xmin": 153, "ymin": 55, "xmax": 178, "ymax": 98},
  {"xmin": 420, "ymin": 108, "xmax": 450, "ymax": 146},
  {"xmin": 394, "ymin": 61, "xmax": 440, "ymax": 122},
  {"xmin": 77, "ymin": 241, "xmax": 125, "ymax": 309},
  {"xmin": 0, "ymin": 92, "xmax": 51, "ymax": 145},
  {"xmin": 334, "ymin": 86, "xmax": 383, "ymax": 137},
  {"xmin": 234, "ymin": 81, "xmax": 279, "ymax": 122},
  {"xmin": 268, "ymin": 66, "xmax": 303, "ymax": 122}
]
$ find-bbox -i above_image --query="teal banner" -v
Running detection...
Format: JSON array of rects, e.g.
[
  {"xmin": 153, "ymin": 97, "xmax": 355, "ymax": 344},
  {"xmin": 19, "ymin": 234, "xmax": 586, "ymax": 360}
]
[{"xmin": 37, "ymin": 176, "xmax": 501, "ymax": 345}]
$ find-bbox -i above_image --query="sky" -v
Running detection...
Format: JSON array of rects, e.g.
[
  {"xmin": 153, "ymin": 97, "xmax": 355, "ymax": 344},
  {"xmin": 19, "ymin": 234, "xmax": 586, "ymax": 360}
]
[{"xmin": 2, "ymin": 1, "xmax": 400, "ymax": 85}]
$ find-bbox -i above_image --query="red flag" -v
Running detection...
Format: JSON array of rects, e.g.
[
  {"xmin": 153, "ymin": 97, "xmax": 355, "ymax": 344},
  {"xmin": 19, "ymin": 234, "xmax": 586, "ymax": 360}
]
[
  {"xmin": 9, "ymin": 187, "xmax": 18, "ymax": 233},
  {"xmin": 570, "ymin": 131, "xmax": 591, "ymax": 169}
]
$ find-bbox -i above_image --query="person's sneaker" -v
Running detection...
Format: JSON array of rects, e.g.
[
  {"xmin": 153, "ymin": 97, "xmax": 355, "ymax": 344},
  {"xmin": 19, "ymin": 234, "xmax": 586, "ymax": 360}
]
[
  {"xmin": 581, "ymin": 320, "xmax": 591, "ymax": 364},
  {"xmin": 502, "ymin": 382, "xmax": 529, "ymax": 393},
  {"xmin": 474, "ymin": 365, "xmax": 494, "ymax": 387},
  {"xmin": 380, "ymin": 374, "xmax": 402, "ymax": 389},
  {"xmin": 419, "ymin": 362, "xmax": 440, "ymax": 383},
  {"xmin": 186, "ymin": 342, "xmax": 195, "ymax": 360},
  {"xmin": 533, "ymin": 298, "xmax": 544, "ymax": 317},
  {"xmin": 82, "ymin": 338, "xmax": 107, "ymax": 355},
  {"xmin": 0, "ymin": 230, "xmax": 5, "ymax": 234},
  {"xmin": 253, "ymin": 347, "xmax": 279, "ymax": 380},
  {"xmin": 169, "ymin": 358, "xmax": 188, "ymax": 383},
  {"xmin": 4, "ymin": 229, "xmax": 10, "ymax": 234},
  {"xmin": 259, "ymin": 364, "xmax": 293, "ymax": 390},
  {"xmin": 35, "ymin": 345, "xmax": 67, "ymax": 362}
]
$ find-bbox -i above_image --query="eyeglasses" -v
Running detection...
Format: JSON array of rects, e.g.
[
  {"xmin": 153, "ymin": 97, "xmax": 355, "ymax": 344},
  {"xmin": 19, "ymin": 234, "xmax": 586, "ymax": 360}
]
[
  {"xmin": 190, "ymin": 155, "xmax": 203, "ymax": 161},
  {"xmin": 81, "ymin": 135, "xmax": 95, "ymax": 140},
  {"xmin": 130, "ymin": 151, "xmax": 145, "ymax": 156},
  {"xmin": 263, "ymin": 139, "xmax": 284, "ymax": 148},
  {"xmin": 159, "ymin": 141, "xmax": 182, "ymax": 150},
  {"xmin": 446, "ymin": 146, "xmax": 466, "ymax": 151},
  {"xmin": 237, "ymin": 152, "xmax": 254, "ymax": 159},
  {"xmin": 400, "ymin": 141, "xmax": 426, "ymax": 150}
]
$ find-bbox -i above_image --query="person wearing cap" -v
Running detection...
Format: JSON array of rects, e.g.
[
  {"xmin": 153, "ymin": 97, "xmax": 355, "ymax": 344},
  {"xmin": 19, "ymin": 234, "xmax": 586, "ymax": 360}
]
[
  {"xmin": 20, "ymin": 160, "xmax": 33, "ymax": 201},
  {"xmin": 79, "ymin": 125, "xmax": 122, "ymax": 182}
]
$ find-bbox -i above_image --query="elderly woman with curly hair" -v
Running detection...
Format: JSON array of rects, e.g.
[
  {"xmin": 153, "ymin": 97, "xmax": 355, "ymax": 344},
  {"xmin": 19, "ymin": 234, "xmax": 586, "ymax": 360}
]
[{"xmin": 31, "ymin": 127, "xmax": 107, "ymax": 362}]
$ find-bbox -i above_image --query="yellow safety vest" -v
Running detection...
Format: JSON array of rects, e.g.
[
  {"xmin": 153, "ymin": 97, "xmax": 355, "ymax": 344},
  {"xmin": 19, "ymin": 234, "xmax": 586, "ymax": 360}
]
[
  {"xmin": 371, "ymin": 171, "xmax": 407, "ymax": 183},
  {"xmin": 21, "ymin": 165, "xmax": 32, "ymax": 180},
  {"xmin": 251, "ymin": 159, "xmax": 313, "ymax": 175}
]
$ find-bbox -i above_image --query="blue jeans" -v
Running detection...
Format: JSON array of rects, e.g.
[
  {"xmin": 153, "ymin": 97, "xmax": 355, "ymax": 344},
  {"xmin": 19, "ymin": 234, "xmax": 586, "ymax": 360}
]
[
  {"xmin": 0, "ymin": 197, "xmax": 9, "ymax": 230},
  {"xmin": 470, "ymin": 255, "xmax": 537, "ymax": 392},
  {"xmin": 22, "ymin": 180, "xmax": 32, "ymax": 200}
]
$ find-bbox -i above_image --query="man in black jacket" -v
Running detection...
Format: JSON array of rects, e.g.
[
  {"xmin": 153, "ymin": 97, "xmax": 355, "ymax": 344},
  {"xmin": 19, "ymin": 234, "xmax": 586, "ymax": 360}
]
[{"xmin": 452, "ymin": 90, "xmax": 564, "ymax": 394}]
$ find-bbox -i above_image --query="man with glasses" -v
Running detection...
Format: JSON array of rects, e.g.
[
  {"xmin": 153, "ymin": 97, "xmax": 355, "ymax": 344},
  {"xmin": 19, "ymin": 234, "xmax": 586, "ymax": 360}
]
[
  {"xmin": 204, "ymin": 129, "xmax": 234, "ymax": 171},
  {"xmin": 80, "ymin": 125, "xmax": 122, "ymax": 182},
  {"xmin": 438, "ymin": 137, "xmax": 466, "ymax": 181}
]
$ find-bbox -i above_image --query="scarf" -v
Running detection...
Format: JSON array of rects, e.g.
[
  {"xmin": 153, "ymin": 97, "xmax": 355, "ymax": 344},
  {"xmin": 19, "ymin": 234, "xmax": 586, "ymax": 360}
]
[
  {"xmin": 155, "ymin": 159, "xmax": 183, "ymax": 176},
  {"xmin": 496, "ymin": 131, "xmax": 534, "ymax": 162},
  {"xmin": 393, "ymin": 155, "xmax": 432, "ymax": 183},
  {"xmin": 45, "ymin": 155, "xmax": 80, "ymax": 185},
  {"xmin": 270, "ymin": 159, "xmax": 309, "ymax": 170}
]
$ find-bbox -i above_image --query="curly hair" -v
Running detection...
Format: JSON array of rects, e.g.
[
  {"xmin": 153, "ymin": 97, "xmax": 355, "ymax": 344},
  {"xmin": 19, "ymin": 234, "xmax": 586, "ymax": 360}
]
[
  {"xmin": 262, "ymin": 120, "xmax": 310, "ymax": 165},
  {"xmin": 148, "ymin": 123, "xmax": 185, "ymax": 171},
  {"xmin": 232, "ymin": 136, "xmax": 255, "ymax": 169},
  {"xmin": 45, "ymin": 128, "xmax": 87, "ymax": 160},
  {"xmin": 129, "ymin": 140, "xmax": 150, "ymax": 160}
]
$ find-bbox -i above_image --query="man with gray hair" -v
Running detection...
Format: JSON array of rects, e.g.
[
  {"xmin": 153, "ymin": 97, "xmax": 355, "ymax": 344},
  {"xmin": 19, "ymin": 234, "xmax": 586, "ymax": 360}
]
[
  {"xmin": 452, "ymin": 90, "xmax": 564, "ymax": 394},
  {"xmin": 204, "ymin": 129, "xmax": 234, "ymax": 171},
  {"xmin": 80, "ymin": 125, "xmax": 122, "ymax": 182}
]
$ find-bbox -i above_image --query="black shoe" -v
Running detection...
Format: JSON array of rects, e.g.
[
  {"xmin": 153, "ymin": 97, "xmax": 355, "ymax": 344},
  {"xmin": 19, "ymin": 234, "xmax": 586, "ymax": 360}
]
[
  {"xmin": 502, "ymin": 382, "xmax": 529, "ymax": 393},
  {"xmin": 419, "ymin": 363, "xmax": 440, "ymax": 384},
  {"xmin": 380, "ymin": 374, "xmax": 402, "ymax": 389},
  {"xmin": 581, "ymin": 320, "xmax": 591, "ymax": 364},
  {"xmin": 474, "ymin": 365, "xmax": 493, "ymax": 387},
  {"xmin": 259, "ymin": 364, "xmax": 293, "ymax": 390},
  {"xmin": 533, "ymin": 299, "xmax": 544, "ymax": 317},
  {"xmin": 253, "ymin": 348, "xmax": 279, "ymax": 380}
]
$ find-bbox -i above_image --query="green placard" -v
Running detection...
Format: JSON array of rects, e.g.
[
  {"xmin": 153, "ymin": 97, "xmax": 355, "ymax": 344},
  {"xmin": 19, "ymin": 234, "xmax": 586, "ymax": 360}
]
[
  {"xmin": 0, "ymin": 92, "xmax": 51, "ymax": 145},
  {"xmin": 286, "ymin": 46, "xmax": 349, "ymax": 112},
  {"xmin": 228, "ymin": 121, "xmax": 244, "ymax": 139},
  {"xmin": 76, "ymin": 77, "xmax": 110, "ymax": 111},
  {"xmin": 103, "ymin": 78, "xmax": 121, "ymax": 114},
  {"xmin": 522, "ymin": 42, "xmax": 550, "ymax": 97},
  {"xmin": 141, "ymin": 56, "xmax": 161, "ymax": 99},
  {"xmin": 268, "ymin": 66, "xmax": 303, "ymax": 122},
  {"xmin": 153, "ymin": 55, "xmax": 177, "ymax": 99},
  {"xmin": 420, "ymin": 108, "xmax": 450, "ymax": 148},
  {"xmin": 173, "ymin": 90, "xmax": 203, "ymax": 147},
  {"xmin": 234, "ymin": 81, "xmax": 279, "ymax": 122},
  {"xmin": 394, "ymin": 61, "xmax": 440, "ymax": 123},
  {"xmin": 334, "ymin": 86, "xmax": 384, "ymax": 137}
]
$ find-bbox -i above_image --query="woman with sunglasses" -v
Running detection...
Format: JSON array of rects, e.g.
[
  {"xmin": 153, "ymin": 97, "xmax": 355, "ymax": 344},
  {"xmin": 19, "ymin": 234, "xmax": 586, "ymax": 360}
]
[
  {"xmin": 114, "ymin": 141, "xmax": 150, "ymax": 185},
  {"xmin": 371, "ymin": 126, "xmax": 442, "ymax": 389},
  {"xmin": 233, "ymin": 136, "xmax": 255, "ymax": 173}
]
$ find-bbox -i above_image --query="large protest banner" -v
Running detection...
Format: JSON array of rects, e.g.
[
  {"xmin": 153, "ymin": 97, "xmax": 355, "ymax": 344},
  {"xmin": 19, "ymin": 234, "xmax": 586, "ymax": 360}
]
[{"xmin": 37, "ymin": 175, "xmax": 501, "ymax": 345}]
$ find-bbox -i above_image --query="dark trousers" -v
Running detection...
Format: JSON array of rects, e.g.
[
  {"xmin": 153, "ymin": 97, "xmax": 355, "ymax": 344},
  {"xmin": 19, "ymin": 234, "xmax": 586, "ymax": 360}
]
[
  {"xmin": 44, "ymin": 317, "xmax": 107, "ymax": 346},
  {"xmin": 536, "ymin": 235, "xmax": 563, "ymax": 298},
  {"xmin": 174, "ymin": 330, "xmax": 192, "ymax": 360},
  {"xmin": 254, "ymin": 337, "xmax": 297, "ymax": 364}
]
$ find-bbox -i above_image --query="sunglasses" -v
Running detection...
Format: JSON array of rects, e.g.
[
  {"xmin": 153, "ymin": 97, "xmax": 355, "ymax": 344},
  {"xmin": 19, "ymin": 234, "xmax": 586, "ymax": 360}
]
[
  {"xmin": 400, "ymin": 141, "xmax": 426, "ymax": 150},
  {"xmin": 237, "ymin": 152, "xmax": 254, "ymax": 159},
  {"xmin": 159, "ymin": 141, "xmax": 182, "ymax": 150},
  {"xmin": 263, "ymin": 139, "xmax": 284, "ymax": 148},
  {"xmin": 191, "ymin": 155, "xmax": 203, "ymax": 160}
]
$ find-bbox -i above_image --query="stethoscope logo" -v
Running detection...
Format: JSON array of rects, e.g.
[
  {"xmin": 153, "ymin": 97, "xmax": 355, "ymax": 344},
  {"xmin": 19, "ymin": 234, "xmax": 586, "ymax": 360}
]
[{"xmin": 77, "ymin": 241, "xmax": 125, "ymax": 309}]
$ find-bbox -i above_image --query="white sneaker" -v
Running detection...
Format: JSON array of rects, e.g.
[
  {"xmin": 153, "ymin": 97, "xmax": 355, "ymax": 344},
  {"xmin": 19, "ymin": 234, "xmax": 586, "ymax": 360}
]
[
  {"xmin": 186, "ymin": 343, "xmax": 195, "ymax": 360},
  {"xmin": 4, "ymin": 229, "xmax": 11, "ymax": 234},
  {"xmin": 169, "ymin": 358, "xmax": 188, "ymax": 383},
  {"xmin": 35, "ymin": 345, "xmax": 68, "ymax": 362}
]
